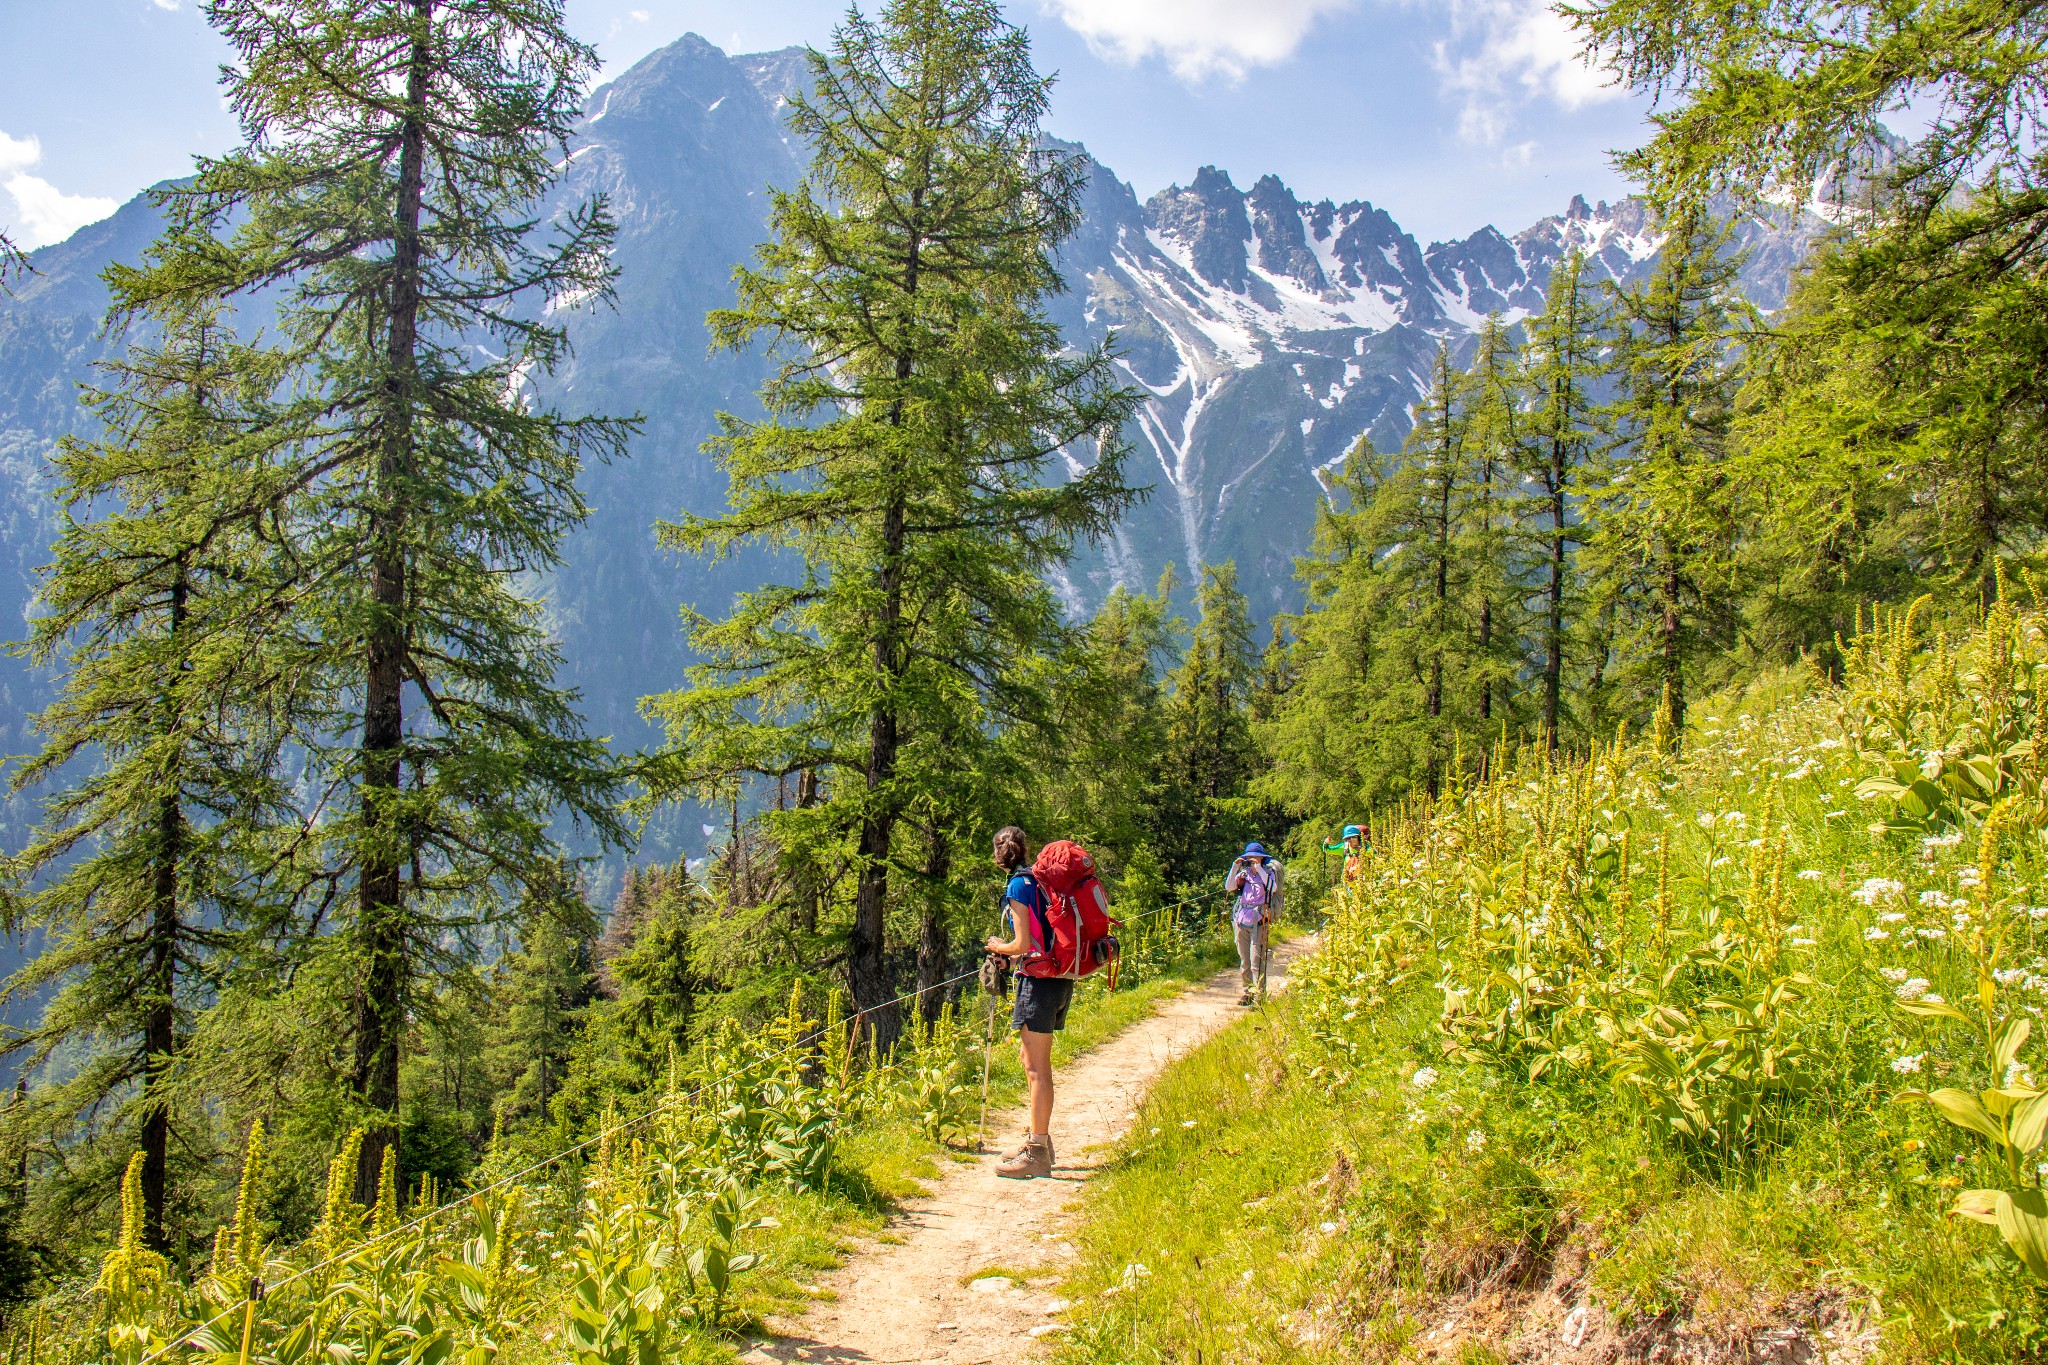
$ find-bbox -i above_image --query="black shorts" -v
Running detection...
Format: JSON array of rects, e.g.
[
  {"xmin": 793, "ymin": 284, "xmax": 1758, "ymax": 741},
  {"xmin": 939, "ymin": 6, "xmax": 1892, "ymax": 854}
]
[{"xmin": 1012, "ymin": 975, "xmax": 1075, "ymax": 1034}]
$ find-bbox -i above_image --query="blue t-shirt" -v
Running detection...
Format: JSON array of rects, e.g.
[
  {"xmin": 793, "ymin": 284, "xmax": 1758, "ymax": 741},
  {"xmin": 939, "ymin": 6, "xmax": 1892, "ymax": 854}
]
[{"xmin": 1007, "ymin": 872, "xmax": 1042, "ymax": 951}]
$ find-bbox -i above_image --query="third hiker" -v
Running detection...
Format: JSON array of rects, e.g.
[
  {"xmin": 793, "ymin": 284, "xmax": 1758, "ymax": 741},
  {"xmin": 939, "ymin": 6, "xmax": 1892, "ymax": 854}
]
[{"xmin": 1223, "ymin": 841, "xmax": 1281, "ymax": 1006}]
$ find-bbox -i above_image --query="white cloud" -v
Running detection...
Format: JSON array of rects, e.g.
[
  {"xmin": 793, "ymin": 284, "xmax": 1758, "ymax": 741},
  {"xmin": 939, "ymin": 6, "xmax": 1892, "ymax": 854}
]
[
  {"xmin": 629, "ymin": 8, "xmax": 649, "ymax": 19},
  {"xmin": 149, "ymin": 0, "xmax": 180, "ymax": 9},
  {"xmin": 1428, "ymin": 0, "xmax": 1622, "ymax": 144},
  {"xmin": 1041, "ymin": 0, "xmax": 1358, "ymax": 82},
  {"xmin": 0, "ymin": 131, "xmax": 119, "ymax": 249}
]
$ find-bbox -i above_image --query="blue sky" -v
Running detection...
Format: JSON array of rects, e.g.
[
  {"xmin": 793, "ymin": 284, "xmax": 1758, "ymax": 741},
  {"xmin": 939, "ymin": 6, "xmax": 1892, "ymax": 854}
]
[{"xmin": 0, "ymin": 0, "xmax": 1652, "ymax": 251}]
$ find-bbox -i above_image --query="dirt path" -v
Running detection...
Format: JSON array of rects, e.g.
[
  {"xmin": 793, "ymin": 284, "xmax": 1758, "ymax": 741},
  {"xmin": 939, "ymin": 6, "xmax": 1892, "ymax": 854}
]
[{"xmin": 740, "ymin": 937, "xmax": 1310, "ymax": 1365}]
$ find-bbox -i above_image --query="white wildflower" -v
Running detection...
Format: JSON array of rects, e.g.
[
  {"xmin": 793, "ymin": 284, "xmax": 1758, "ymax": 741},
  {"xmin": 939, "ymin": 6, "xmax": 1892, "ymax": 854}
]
[
  {"xmin": 1960, "ymin": 867, "xmax": 1983, "ymax": 888},
  {"xmin": 1798, "ymin": 869, "xmax": 1825, "ymax": 881},
  {"xmin": 1865, "ymin": 928, "xmax": 1891, "ymax": 941},
  {"xmin": 1925, "ymin": 993, "xmax": 1946, "ymax": 1004},
  {"xmin": 1697, "ymin": 812, "xmax": 1717, "ymax": 829},
  {"xmin": 1121, "ymin": 1263, "xmax": 1151, "ymax": 1283},
  {"xmin": 1792, "ymin": 938, "xmax": 1818, "ymax": 947},
  {"xmin": 1923, "ymin": 831, "xmax": 1964, "ymax": 849},
  {"xmin": 1918, "ymin": 927, "xmax": 1947, "ymax": 940},
  {"xmin": 1920, "ymin": 889, "xmax": 1953, "ymax": 908},
  {"xmin": 1466, "ymin": 1130, "xmax": 1487, "ymax": 1153},
  {"xmin": 1880, "ymin": 967, "xmax": 1910, "ymax": 983},
  {"xmin": 1852, "ymin": 878, "xmax": 1906, "ymax": 906},
  {"xmin": 1411, "ymin": 1067, "xmax": 1439, "ymax": 1090},
  {"xmin": 1896, "ymin": 978, "xmax": 1932, "ymax": 1001},
  {"xmin": 1880, "ymin": 912, "xmax": 1907, "ymax": 923},
  {"xmin": 1892, "ymin": 1053, "xmax": 1925, "ymax": 1074}
]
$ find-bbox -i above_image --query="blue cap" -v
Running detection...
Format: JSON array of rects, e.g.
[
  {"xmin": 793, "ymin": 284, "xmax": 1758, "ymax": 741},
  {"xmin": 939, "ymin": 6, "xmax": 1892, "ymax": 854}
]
[
  {"xmin": 1342, "ymin": 825, "xmax": 1363, "ymax": 839},
  {"xmin": 1242, "ymin": 841, "xmax": 1268, "ymax": 858}
]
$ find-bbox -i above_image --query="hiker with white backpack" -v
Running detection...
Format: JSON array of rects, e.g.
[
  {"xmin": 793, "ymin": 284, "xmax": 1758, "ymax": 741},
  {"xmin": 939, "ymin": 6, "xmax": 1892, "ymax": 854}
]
[
  {"xmin": 1223, "ymin": 841, "xmax": 1282, "ymax": 1005},
  {"xmin": 983, "ymin": 826, "xmax": 1119, "ymax": 1180}
]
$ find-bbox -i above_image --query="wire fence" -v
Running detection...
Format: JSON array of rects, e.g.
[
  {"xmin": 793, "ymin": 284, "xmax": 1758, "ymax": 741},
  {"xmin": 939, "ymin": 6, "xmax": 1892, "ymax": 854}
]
[{"xmin": 125, "ymin": 881, "xmax": 1233, "ymax": 1365}]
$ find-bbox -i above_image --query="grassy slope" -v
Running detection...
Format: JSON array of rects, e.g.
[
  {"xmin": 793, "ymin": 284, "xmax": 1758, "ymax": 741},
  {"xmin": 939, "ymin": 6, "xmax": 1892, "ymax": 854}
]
[{"xmin": 1055, "ymin": 615, "xmax": 2048, "ymax": 1363}]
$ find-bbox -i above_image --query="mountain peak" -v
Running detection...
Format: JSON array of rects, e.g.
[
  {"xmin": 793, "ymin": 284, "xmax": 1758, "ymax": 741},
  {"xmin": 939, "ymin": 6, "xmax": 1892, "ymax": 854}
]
[{"xmin": 1148, "ymin": 166, "xmax": 1252, "ymax": 292}]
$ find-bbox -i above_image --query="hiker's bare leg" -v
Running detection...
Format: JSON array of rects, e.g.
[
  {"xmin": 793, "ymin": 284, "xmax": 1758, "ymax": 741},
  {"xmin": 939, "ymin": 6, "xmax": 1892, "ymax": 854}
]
[{"xmin": 1019, "ymin": 1027, "xmax": 1055, "ymax": 1136}]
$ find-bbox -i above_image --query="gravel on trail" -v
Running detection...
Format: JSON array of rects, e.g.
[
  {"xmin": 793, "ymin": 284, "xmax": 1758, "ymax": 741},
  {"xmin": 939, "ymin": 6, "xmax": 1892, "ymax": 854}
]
[{"xmin": 740, "ymin": 937, "xmax": 1310, "ymax": 1365}]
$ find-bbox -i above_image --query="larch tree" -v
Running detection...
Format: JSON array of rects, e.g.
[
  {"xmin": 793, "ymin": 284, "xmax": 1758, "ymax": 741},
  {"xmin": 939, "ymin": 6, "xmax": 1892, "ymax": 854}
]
[
  {"xmin": 4, "ymin": 295, "xmax": 302, "ymax": 1247},
  {"xmin": 1575, "ymin": 0, "xmax": 2048, "ymax": 615},
  {"xmin": 1458, "ymin": 317, "xmax": 1527, "ymax": 734},
  {"xmin": 1521, "ymin": 249, "xmax": 1603, "ymax": 749},
  {"xmin": 1155, "ymin": 563, "xmax": 1259, "ymax": 886},
  {"xmin": 1590, "ymin": 205, "xmax": 1750, "ymax": 748},
  {"xmin": 648, "ymin": 0, "xmax": 1141, "ymax": 1055},
  {"xmin": 143, "ymin": 0, "xmax": 634, "ymax": 1198}
]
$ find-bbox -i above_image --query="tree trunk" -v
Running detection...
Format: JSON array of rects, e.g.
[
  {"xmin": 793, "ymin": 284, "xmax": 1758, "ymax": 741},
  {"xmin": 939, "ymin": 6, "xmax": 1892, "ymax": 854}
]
[
  {"xmin": 795, "ymin": 768, "xmax": 821, "ymax": 936},
  {"xmin": 140, "ymin": 561, "xmax": 189, "ymax": 1249},
  {"xmin": 1661, "ymin": 542, "xmax": 1684, "ymax": 753},
  {"xmin": 355, "ymin": 0, "xmax": 430, "ymax": 1204},
  {"xmin": 1477, "ymin": 597, "xmax": 1492, "ymax": 724},
  {"xmin": 1978, "ymin": 441, "xmax": 1999, "ymax": 610},
  {"xmin": 916, "ymin": 827, "xmax": 952, "ymax": 1030},
  {"xmin": 850, "ymin": 486, "xmax": 907, "ymax": 1058}
]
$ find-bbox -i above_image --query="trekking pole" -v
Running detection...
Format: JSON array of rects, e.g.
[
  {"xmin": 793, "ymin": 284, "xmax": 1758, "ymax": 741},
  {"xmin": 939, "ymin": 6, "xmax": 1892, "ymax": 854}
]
[
  {"xmin": 975, "ymin": 949, "xmax": 1008, "ymax": 1153},
  {"xmin": 978, "ymin": 991, "xmax": 996, "ymax": 1153}
]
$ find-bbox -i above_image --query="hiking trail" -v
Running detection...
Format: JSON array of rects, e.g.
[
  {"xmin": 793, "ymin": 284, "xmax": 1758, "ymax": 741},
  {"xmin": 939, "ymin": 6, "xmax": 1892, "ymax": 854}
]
[{"xmin": 739, "ymin": 936, "xmax": 1310, "ymax": 1365}]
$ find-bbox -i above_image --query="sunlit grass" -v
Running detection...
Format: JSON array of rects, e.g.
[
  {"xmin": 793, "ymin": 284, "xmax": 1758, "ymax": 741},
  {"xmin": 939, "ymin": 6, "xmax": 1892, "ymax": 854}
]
[{"xmin": 1057, "ymin": 599, "xmax": 2048, "ymax": 1363}]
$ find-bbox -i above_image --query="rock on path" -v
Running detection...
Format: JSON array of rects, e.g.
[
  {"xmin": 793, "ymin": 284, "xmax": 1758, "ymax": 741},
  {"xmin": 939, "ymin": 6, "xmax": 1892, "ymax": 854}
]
[{"xmin": 741, "ymin": 938, "xmax": 1308, "ymax": 1365}]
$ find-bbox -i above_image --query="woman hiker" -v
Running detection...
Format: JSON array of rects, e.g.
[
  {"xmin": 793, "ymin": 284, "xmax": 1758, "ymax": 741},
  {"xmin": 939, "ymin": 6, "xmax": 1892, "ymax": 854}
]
[
  {"xmin": 1223, "ymin": 841, "xmax": 1282, "ymax": 1006},
  {"xmin": 1323, "ymin": 824, "xmax": 1368, "ymax": 883},
  {"xmin": 984, "ymin": 825, "xmax": 1067, "ymax": 1180}
]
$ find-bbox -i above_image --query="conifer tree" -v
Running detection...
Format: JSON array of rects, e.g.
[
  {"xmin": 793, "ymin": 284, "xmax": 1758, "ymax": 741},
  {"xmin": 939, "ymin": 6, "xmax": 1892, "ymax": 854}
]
[
  {"xmin": 1254, "ymin": 444, "xmax": 1426, "ymax": 820},
  {"xmin": 1458, "ymin": 317, "xmax": 1528, "ymax": 733},
  {"xmin": 648, "ymin": 0, "xmax": 1140, "ymax": 1054},
  {"xmin": 1156, "ymin": 563, "xmax": 1259, "ymax": 886},
  {"xmin": 1521, "ymin": 250, "xmax": 1603, "ymax": 748},
  {"xmin": 139, "ymin": 0, "xmax": 634, "ymax": 1196},
  {"xmin": 1037, "ymin": 577, "xmax": 1177, "ymax": 865},
  {"xmin": 1588, "ymin": 206, "xmax": 1750, "ymax": 747},
  {"xmin": 1411, "ymin": 344, "xmax": 1468, "ymax": 740},
  {"xmin": 484, "ymin": 909, "xmax": 596, "ymax": 1129},
  {"xmin": 3, "ymin": 295, "xmax": 300, "ymax": 1246},
  {"xmin": 566, "ymin": 863, "xmax": 707, "ymax": 1108}
]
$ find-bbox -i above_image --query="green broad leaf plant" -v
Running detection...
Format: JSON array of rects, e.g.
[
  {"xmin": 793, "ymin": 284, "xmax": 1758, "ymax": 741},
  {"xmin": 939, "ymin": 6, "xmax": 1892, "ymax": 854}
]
[{"xmin": 1894, "ymin": 801, "xmax": 2048, "ymax": 1278}]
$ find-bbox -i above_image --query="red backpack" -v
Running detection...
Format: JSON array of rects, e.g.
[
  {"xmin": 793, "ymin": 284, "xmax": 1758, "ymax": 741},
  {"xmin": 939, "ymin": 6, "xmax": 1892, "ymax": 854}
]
[{"xmin": 1022, "ymin": 840, "xmax": 1120, "ymax": 980}]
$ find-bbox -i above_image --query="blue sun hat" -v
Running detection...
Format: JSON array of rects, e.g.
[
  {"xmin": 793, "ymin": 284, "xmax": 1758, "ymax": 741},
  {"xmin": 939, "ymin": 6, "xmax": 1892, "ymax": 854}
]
[
  {"xmin": 1242, "ymin": 841, "xmax": 1268, "ymax": 860},
  {"xmin": 1342, "ymin": 824, "xmax": 1363, "ymax": 839}
]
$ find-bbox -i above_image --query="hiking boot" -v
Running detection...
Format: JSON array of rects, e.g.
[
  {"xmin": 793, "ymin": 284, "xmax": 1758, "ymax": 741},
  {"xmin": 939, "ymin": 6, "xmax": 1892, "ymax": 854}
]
[
  {"xmin": 1237, "ymin": 991, "xmax": 1254, "ymax": 1007},
  {"xmin": 996, "ymin": 1136, "xmax": 1053, "ymax": 1179}
]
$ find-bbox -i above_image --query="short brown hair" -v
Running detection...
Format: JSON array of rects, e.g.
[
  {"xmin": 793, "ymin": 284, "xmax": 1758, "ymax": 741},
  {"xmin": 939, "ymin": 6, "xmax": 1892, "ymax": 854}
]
[{"xmin": 992, "ymin": 826, "xmax": 1030, "ymax": 871}]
